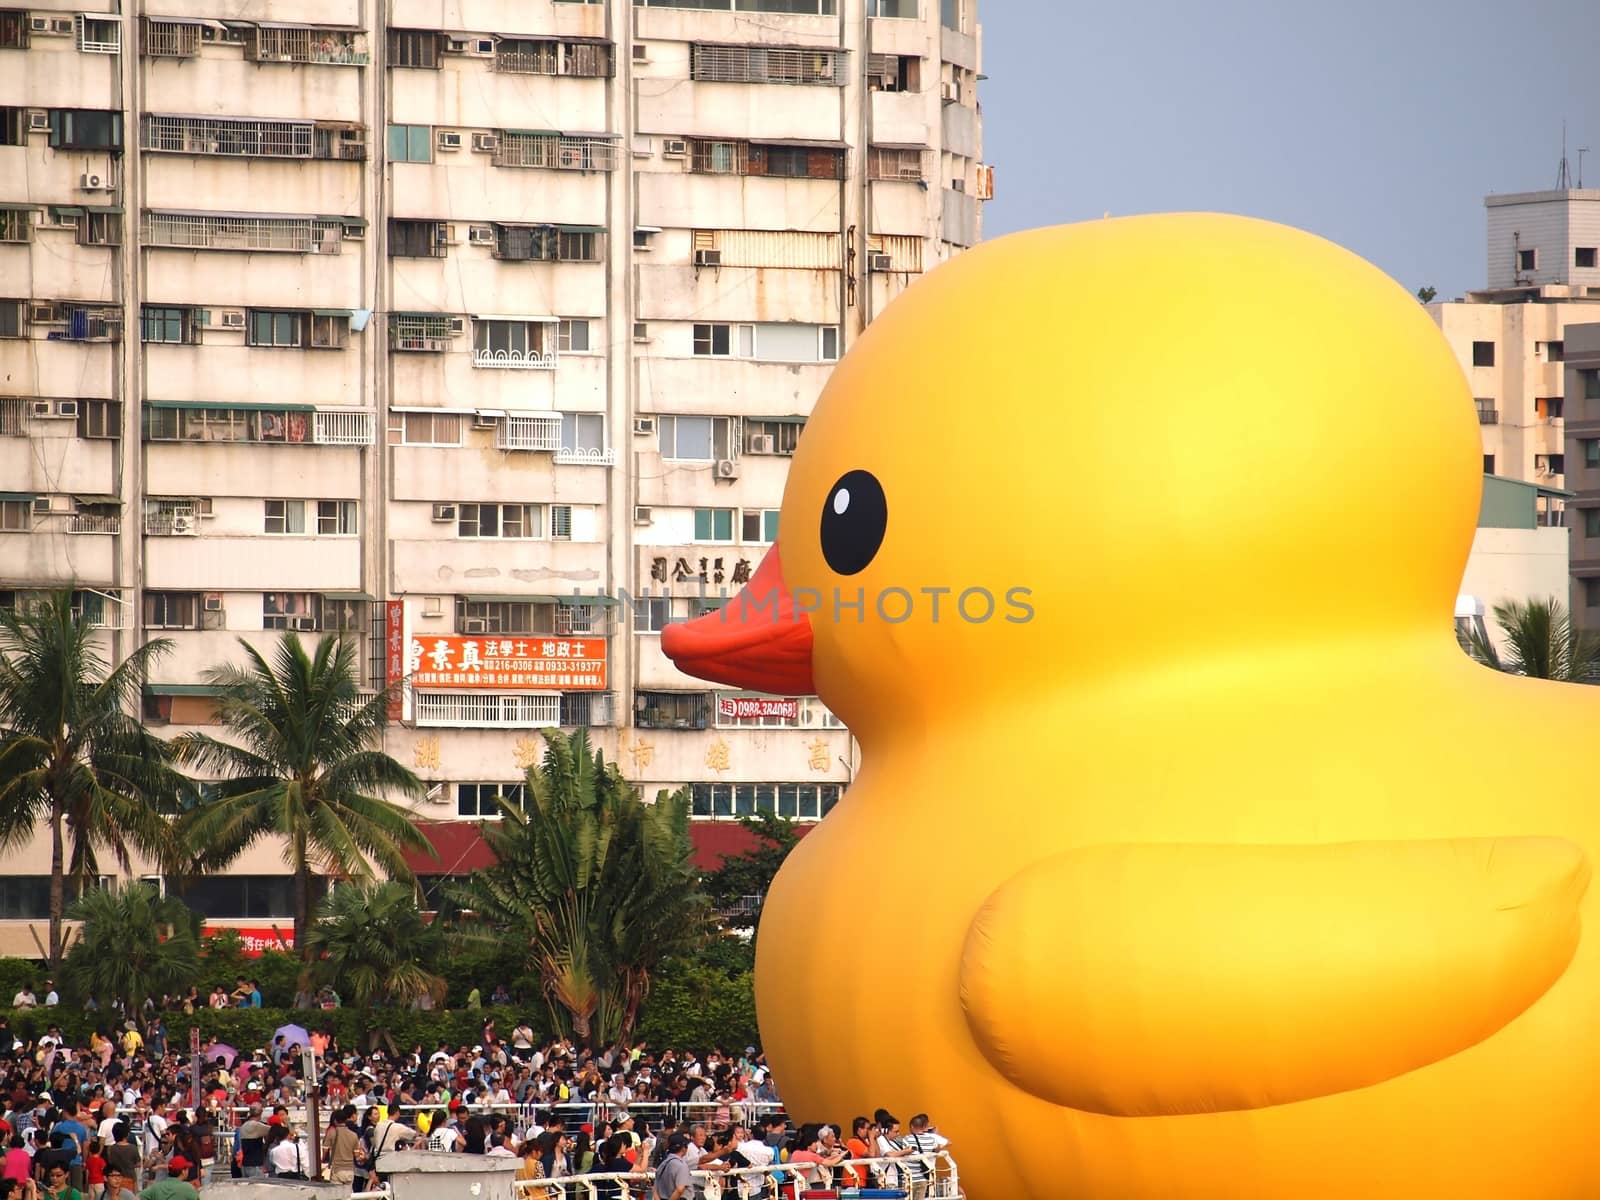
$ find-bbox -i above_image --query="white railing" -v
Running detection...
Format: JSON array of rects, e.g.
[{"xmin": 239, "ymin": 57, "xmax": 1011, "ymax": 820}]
[
  {"xmin": 553, "ymin": 446, "xmax": 615, "ymax": 466},
  {"xmin": 68, "ymin": 513, "xmax": 120, "ymax": 534},
  {"xmin": 76, "ymin": 14, "xmax": 120, "ymax": 53},
  {"xmin": 493, "ymin": 133, "xmax": 618, "ymax": 172},
  {"xmin": 414, "ymin": 692, "xmax": 562, "ymax": 728},
  {"xmin": 314, "ymin": 410, "xmax": 375, "ymax": 445},
  {"xmin": 497, "ymin": 415, "xmax": 562, "ymax": 451},
  {"xmin": 144, "ymin": 503, "xmax": 198, "ymax": 535},
  {"xmin": 474, "ymin": 348, "xmax": 556, "ymax": 371},
  {"xmin": 143, "ymin": 114, "xmax": 314, "ymax": 158},
  {"xmin": 142, "ymin": 212, "xmax": 323, "ymax": 253},
  {"xmin": 511, "ymin": 1153, "xmax": 961, "ymax": 1200}
]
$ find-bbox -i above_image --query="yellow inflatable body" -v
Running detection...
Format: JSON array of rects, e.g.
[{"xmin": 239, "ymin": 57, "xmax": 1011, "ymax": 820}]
[{"xmin": 661, "ymin": 214, "xmax": 1598, "ymax": 1199}]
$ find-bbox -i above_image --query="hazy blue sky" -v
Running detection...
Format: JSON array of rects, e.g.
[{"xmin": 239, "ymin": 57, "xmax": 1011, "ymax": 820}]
[{"xmin": 979, "ymin": 0, "xmax": 1598, "ymax": 300}]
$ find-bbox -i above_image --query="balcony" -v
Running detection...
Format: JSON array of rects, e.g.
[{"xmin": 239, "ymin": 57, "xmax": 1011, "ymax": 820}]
[
  {"xmin": 144, "ymin": 503, "xmax": 200, "ymax": 536},
  {"xmin": 493, "ymin": 133, "xmax": 618, "ymax": 172},
  {"xmin": 1477, "ymin": 407, "xmax": 1499, "ymax": 425},
  {"xmin": 313, "ymin": 410, "xmax": 374, "ymax": 446},
  {"xmin": 68, "ymin": 513, "xmax": 120, "ymax": 534},
  {"xmin": 141, "ymin": 211, "xmax": 349, "ymax": 255},
  {"xmin": 554, "ymin": 447, "xmax": 616, "ymax": 467},
  {"xmin": 239, "ymin": 26, "xmax": 368, "ymax": 66},
  {"xmin": 473, "ymin": 348, "xmax": 556, "ymax": 371},
  {"xmin": 496, "ymin": 414, "xmax": 561, "ymax": 450}
]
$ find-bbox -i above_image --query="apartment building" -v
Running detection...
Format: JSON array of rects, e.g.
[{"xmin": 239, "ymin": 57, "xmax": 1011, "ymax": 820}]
[
  {"xmin": 1561, "ymin": 321, "xmax": 1600, "ymax": 633},
  {"xmin": 0, "ymin": 0, "xmax": 989, "ymax": 948}
]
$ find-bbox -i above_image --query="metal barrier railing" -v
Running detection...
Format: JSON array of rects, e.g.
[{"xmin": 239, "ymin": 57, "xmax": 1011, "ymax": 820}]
[{"xmin": 508, "ymin": 1152, "xmax": 961, "ymax": 1200}]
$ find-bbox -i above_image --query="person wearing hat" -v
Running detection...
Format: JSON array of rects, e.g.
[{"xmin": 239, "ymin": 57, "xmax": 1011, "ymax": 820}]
[
  {"xmin": 652, "ymin": 1134, "xmax": 692, "ymax": 1200},
  {"xmin": 138, "ymin": 1162, "xmax": 199, "ymax": 1198}
]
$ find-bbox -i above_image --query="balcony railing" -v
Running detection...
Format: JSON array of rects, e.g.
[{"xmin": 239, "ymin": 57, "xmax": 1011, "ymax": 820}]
[
  {"xmin": 554, "ymin": 446, "xmax": 615, "ymax": 467},
  {"xmin": 493, "ymin": 133, "xmax": 618, "ymax": 172},
  {"xmin": 141, "ymin": 212, "xmax": 346, "ymax": 255},
  {"xmin": 473, "ymin": 347, "xmax": 556, "ymax": 371},
  {"xmin": 144, "ymin": 505, "xmax": 199, "ymax": 536},
  {"xmin": 313, "ymin": 410, "xmax": 375, "ymax": 445},
  {"xmin": 68, "ymin": 514, "xmax": 120, "ymax": 534},
  {"xmin": 496, "ymin": 415, "xmax": 562, "ymax": 451},
  {"xmin": 1478, "ymin": 407, "xmax": 1499, "ymax": 425},
  {"xmin": 241, "ymin": 26, "xmax": 368, "ymax": 66}
]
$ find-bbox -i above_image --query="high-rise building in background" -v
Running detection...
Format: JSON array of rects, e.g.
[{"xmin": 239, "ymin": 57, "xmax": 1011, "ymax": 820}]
[{"xmin": 0, "ymin": 0, "xmax": 989, "ymax": 946}]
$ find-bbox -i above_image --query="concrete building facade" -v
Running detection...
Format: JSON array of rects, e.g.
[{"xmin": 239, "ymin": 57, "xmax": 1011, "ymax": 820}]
[{"xmin": 0, "ymin": 0, "xmax": 989, "ymax": 951}]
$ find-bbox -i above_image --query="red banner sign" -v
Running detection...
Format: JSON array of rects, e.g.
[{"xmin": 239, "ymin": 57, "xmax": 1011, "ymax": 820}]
[
  {"xmin": 385, "ymin": 600, "xmax": 405, "ymax": 721},
  {"xmin": 201, "ymin": 926, "xmax": 294, "ymax": 957},
  {"xmin": 408, "ymin": 635, "xmax": 608, "ymax": 690},
  {"xmin": 717, "ymin": 697, "xmax": 799, "ymax": 720}
]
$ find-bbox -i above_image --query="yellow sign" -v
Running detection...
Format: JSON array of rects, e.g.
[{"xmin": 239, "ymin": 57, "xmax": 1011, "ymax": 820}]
[
  {"xmin": 412, "ymin": 736, "xmax": 440, "ymax": 770},
  {"xmin": 807, "ymin": 738, "xmax": 831, "ymax": 773},
  {"xmin": 705, "ymin": 736, "xmax": 731, "ymax": 774},
  {"xmin": 513, "ymin": 735, "xmax": 542, "ymax": 770}
]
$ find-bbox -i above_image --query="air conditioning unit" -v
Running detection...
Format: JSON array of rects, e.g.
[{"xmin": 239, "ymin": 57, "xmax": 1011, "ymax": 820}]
[
  {"xmin": 27, "ymin": 110, "xmax": 49, "ymax": 131},
  {"xmin": 56, "ymin": 400, "xmax": 79, "ymax": 418},
  {"xmin": 694, "ymin": 248, "xmax": 722, "ymax": 268},
  {"xmin": 748, "ymin": 435, "xmax": 776, "ymax": 454},
  {"xmin": 633, "ymin": 505, "xmax": 652, "ymax": 525},
  {"xmin": 662, "ymin": 139, "xmax": 688, "ymax": 158},
  {"xmin": 632, "ymin": 322, "xmax": 650, "ymax": 343},
  {"xmin": 463, "ymin": 617, "xmax": 488, "ymax": 634},
  {"xmin": 941, "ymin": 80, "xmax": 959, "ymax": 102},
  {"xmin": 30, "ymin": 400, "xmax": 54, "ymax": 418},
  {"xmin": 714, "ymin": 458, "xmax": 739, "ymax": 480},
  {"xmin": 79, "ymin": 173, "xmax": 110, "ymax": 192},
  {"xmin": 169, "ymin": 514, "xmax": 195, "ymax": 535},
  {"xmin": 29, "ymin": 15, "xmax": 70, "ymax": 34},
  {"xmin": 471, "ymin": 133, "xmax": 499, "ymax": 153},
  {"xmin": 447, "ymin": 316, "xmax": 467, "ymax": 336},
  {"xmin": 467, "ymin": 225, "xmax": 494, "ymax": 244},
  {"xmin": 632, "ymin": 416, "xmax": 656, "ymax": 436},
  {"xmin": 220, "ymin": 310, "xmax": 245, "ymax": 329},
  {"xmin": 471, "ymin": 413, "xmax": 498, "ymax": 429},
  {"xmin": 444, "ymin": 37, "xmax": 469, "ymax": 53},
  {"xmin": 436, "ymin": 131, "xmax": 463, "ymax": 152},
  {"xmin": 289, "ymin": 615, "xmax": 318, "ymax": 632},
  {"xmin": 868, "ymin": 253, "xmax": 894, "ymax": 272},
  {"xmin": 27, "ymin": 301, "xmax": 57, "ymax": 324},
  {"xmin": 470, "ymin": 38, "xmax": 495, "ymax": 55},
  {"xmin": 32, "ymin": 497, "xmax": 52, "ymax": 514},
  {"xmin": 431, "ymin": 503, "xmax": 458, "ymax": 522},
  {"xmin": 203, "ymin": 594, "xmax": 223, "ymax": 612}
]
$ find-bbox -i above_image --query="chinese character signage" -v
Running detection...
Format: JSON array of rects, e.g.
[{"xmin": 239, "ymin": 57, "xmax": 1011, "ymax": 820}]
[
  {"xmin": 717, "ymin": 696, "xmax": 799, "ymax": 720},
  {"xmin": 200, "ymin": 926, "xmax": 294, "ymax": 958},
  {"xmin": 408, "ymin": 635, "xmax": 608, "ymax": 691},
  {"xmin": 385, "ymin": 600, "xmax": 406, "ymax": 721}
]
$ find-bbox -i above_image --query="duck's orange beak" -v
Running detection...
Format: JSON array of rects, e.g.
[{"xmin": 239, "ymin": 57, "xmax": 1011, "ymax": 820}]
[{"xmin": 661, "ymin": 544, "xmax": 816, "ymax": 695}]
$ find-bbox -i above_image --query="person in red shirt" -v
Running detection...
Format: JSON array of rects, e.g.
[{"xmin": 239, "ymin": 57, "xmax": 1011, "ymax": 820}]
[{"xmin": 844, "ymin": 1117, "xmax": 878, "ymax": 1190}]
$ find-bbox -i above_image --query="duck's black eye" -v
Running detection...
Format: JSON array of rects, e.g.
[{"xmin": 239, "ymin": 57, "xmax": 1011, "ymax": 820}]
[{"xmin": 820, "ymin": 470, "xmax": 888, "ymax": 576}]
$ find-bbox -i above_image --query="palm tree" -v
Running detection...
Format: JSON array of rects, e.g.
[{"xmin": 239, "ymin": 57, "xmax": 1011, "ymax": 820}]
[
  {"xmin": 0, "ymin": 590, "xmax": 189, "ymax": 968},
  {"xmin": 171, "ymin": 633, "xmax": 436, "ymax": 962},
  {"xmin": 1465, "ymin": 597, "xmax": 1600, "ymax": 681},
  {"xmin": 63, "ymin": 881, "xmax": 200, "ymax": 1014},
  {"xmin": 450, "ymin": 729, "xmax": 708, "ymax": 1044},
  {"xmin": 302, "ymin": 881, "xmax": 444, "ymax": 1039}
]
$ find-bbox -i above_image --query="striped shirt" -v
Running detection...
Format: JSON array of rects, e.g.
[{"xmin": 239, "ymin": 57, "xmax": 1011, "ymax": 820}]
[{"xmin": 898, "ymin": 1132, "xmax": 946, "ymax": 1182}]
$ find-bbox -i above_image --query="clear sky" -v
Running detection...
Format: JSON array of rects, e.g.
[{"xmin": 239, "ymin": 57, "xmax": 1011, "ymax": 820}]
[{"xmin": 978, "ymin": 0, "xmax": 1599, "ymax": 300}]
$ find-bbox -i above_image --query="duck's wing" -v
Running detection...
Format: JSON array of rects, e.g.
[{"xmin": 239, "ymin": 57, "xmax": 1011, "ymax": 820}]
[{"xmin": 959, "ymin": 837, "xmax": 1589, "ymax": 1117}]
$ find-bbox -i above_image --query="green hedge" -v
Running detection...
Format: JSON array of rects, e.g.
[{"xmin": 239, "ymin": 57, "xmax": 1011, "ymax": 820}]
[{"xmin": 636, "ymin": 960, "xmax": 758, "ymax": 1051}]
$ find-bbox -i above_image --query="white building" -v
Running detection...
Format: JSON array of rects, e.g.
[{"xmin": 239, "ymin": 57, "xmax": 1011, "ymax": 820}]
[{"xmin": 0, "ymin": 0, "xmax": 989, "ymax": 949}]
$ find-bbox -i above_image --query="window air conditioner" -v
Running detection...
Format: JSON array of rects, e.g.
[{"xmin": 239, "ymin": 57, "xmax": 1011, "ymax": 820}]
[
  {"xmin": 693, "ymin": 248, "xmax": 722, "ymax": 268},
  {"xmin": 467, "ymin": 225, "xmax": 494, "ymax": 244},
  {"xmin": 32, "ymin": 497, "xmax": 52, "ymax": 514},
  {"xmin": 56, "ymin": 400, "xmax": 79, "ymax": 418},
  {"xmin": 27, "ymin": 110, "xmax": 50, "ymax": 131},
  {"xmin": 431, "ymin": 503, "xmax": 458, "ymax": 522},
  {"xmin": 748, "ymin": 435, "xmax": 776, "ymax": 453},
  {"xmin": 662, "ymin": 139, "xmax": 688, "ymax": 158},
  {"xmin": 868, "ymin": 253, "xmax": 894, "ymax": 272},
  {"xmin": 633, "ymin": 505, "xmax": 652, "ymax": 525},
  {"xmin": 632, "ymin": 416, "xmax": 656, "ymax": 436},
  {"xmin": 27, "ymin": 302, "xmax": 56, "ymax": 324},
  {"xmin": 203, "ymin": 594, "xmax": 223, "ymax": 612},
  {"xmin": 447, "ymin": 316, "xmax": 467, "ymax": 336},
  {"xmin": 714, "ymin": 458, "xmax": 739, "ymax": 480},
  {"xmin": 436, "ymin": 131, "xmax": 463, "ymax": 152},
  {"xmin": 289, "ymin": 615, "xmax": 318, "ymax": 631},
  {"xmin": 471, "ymin": 413, "xmax": 498, "ymax": 429},
  {"xmin": 632, "ymin": 322, "xmax": 650, "ymax": 342},
  {"xmin": 445, "ymin": 37, "xmax": 468, "ymax": 53},
  {"xmin": 463, "ymin": 617, "xmax": 488, "ymax": 634},
  {"xmin": 169, "ymin": 514, "xmax": 195, "ymax": 535},
  {"xmin": 471, "ymin": 133, "xmax": 499, "ymax": 153},
  {"xmin": 30, "ymin": 400, "xmax": 54, "ymax": 417},
  {"xmin": 941, "ymin": 80, "xmax": 959, "ymax": 102},
  {"xmin": 471, "ymin": 38, "xmax": 494, "ymax": 55},
  {"xmin": 220, "ymin": 310, "xmax": 245, "ymax": 329}
]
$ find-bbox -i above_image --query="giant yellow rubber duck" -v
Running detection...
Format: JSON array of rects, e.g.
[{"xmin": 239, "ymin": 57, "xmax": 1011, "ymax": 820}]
[{"xmin": 661, "ymin": 214, "xmax": 1598, "ymax": 1199}]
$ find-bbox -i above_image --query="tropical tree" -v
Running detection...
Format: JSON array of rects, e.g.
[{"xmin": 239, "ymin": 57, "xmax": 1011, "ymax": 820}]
[
  {"xmin": 703, "ymin": 811, "xmax": 801, "ymax": 932},
  {"xmin": 62, "ymin": 881, "xmax": 200, "ymax": 1014},
  {"xmin": 302, "ymin": 881, "xmax": 444, "ymax": 1038},
  {"xmin": 450, "ymin": 730, "xmax": 709, "ymax": 1044},
  {"xmin": 171, "ymin": 634, "xmax": 436, "ymax": 963},
  {"xmin": 1465, "ymin": 596, "xmax": 1600, "ymax": 681},
  {"xmin": 0, "ymin": 590, "xmax": 190, "ymax": 968}
]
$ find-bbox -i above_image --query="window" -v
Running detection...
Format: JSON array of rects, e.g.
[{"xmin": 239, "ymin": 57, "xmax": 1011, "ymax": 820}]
[
  {"xmin": 1578, "ymin": 248, "xmax": 1598, "ymax": 269},
  {"xmin": 0, "ymin": 300, "xmax": 22, "ymax": 339},
  {"xmin": 1536, "ymin": 397, "xmax": 1564, "ymax": 421},
  {"xmin": 76, "ymin": 14, "xmax": 120, "ymax": 52},
  {"xmin": 0, "ymin": 209, "xmax": 29, "ymax": 244},
  {"xmin": 167, "ymin": 875, "xmax": 322, "ymax": 920},
  {"xmin": 822, "ymin": 326, "xmax": 840, "ymax": 360},
  {"xmin": 687, "ymin": 138, "xmax": 845, "ymax": 179},
  {"xmin": 0, "ymin": 500, "xmax": 30, "ymax": 531},
  {"xmin": 390, "ymin": 219, "xmax": 446, "ymax": 258},
  {"xmin": 940, "ymin": 0, "xmax": 962, "ymax": 29},
  {"xmin": 385, "ymin": 124, "xmax": 432, "ymax": 163},
  {"xmin": 49, "ymin": 109, "xmax": 123, "ymax": 152},
  {"xmin": 866, "ymin": 53, "xmax": 920, "ymax": 92},
  {"xmin": 457, "ymin": 782, "xmax": 527, "ymax": 818},
  {"xmin": 1586, "ymin": 440, "xmax": 1600, "ymax": 469},
  {"xmin": 1585, "ymin": 510, "xmax": 1600, "ymax": 539},
  {"xmin": 635, "ymin": 691, "xmax": 709, "ymax": 730},
  {"xmin": 1548, "ymin": 453, "xmax": 1566, "ymax": 475},
  {"xmin": 263, "ymin": 592, "xmax": 318, "ymax": 629},
  {"xmin": 387, "ymin": 28, "xmax": 442, "ymax": 68},
  {"xmin": 1472, "ymin": 341, "xmax": 1495, "ymax": 368},
  {"xmin": 1541, "ymin": 341, "xmax": 1565, "ymax": 362},
  {"xmin": 868, "ymin": 146, "xmax": 925, "ymax": 180},
  {"xmin": 745, "ymin": 419, "xmax": 802, "ymax": 455},
  {"xmin": 310, "ymin": 314, "xmax": 349, "ymax": 348},
  {"xmin": 689, "ymin": 782, "xmax": 842, "ymax": 820},
  {"xmin": 492, "ymin": 132, "xmax": 619, "ymax": 171},
  {"xmin": 633, "ymin": 596, "xmax": 672, "ymax": 633},
  {"xmin": 694, "ymin": 323, "xmax": 744, "ymax": 357},
  {"xmin": 868, "ymin": 0, "xmax": 917, "ymax": 14},
  {"xmin": 1474, "ymin": 398, "xmax": 1497, "ymax": 424},
  {"xmin": 141, "ymin": 306, "xmax": 199, "ymax": 345},
  {"xmin": 264, "ymin": 500, "xmax": 306, "ymax": 534},
  {"xmin": 401, "ymin": 412, "xmax": 463, "ymax": 445},
  {"xmin": 1587, "ymin": 578, "xmax": 1600, "ymax": 610},
  {"xmin": 561, "ymin": 412, "xmax": 604, "ymax": 455},
  {"xmin": 1585, "ymin": 370, "xmax": 1600, "ymax": 401},
  {"xmin": 456, "ymin": 600, "xmax": 537, "ymax": 634},
  {"xmin": 635, "ymin": 0, "xmax": 836, "ymax": 11},
  {"xmin": 0, "ymin": 10, "xmax": 28, "ymax": 48},
  {"xmin": 558, "ymin": 319, "xmax": 591, "ymax": 352},
  {"xmin": 689, "ymin": 43, "xmax": 847, "ymax": 86},
  {"xmin": 77, "ymin": 399, "xmax": 119, "ymax": 439},
  {"xmin": 658, "ymin": 414, "xmax": 736, "ymax": 460},
  {"xmin": 492, "ymin": 225, "xmax": 602, "ymax": 263},
  {"xmin": 742, "ymin": 509, "xmax": 780, "ymax": 543},
  {"xmin": 414, "ymin": 692, "xmax": 562, "ymax": 728},
  {"xmin": 143, "ymin": 591, "xmax": 200, "ymax": 630},
  {"xmin": 0, "ymin": 106, "xmax": 26, "ymax": 146},
  {"xmin": 317, "ymin": 500, "xmax": 357, "ymax": 535},
  {"xmin": 694, "ymin": 508, "xmax": 736, "ymax": 542},
  {"xmin": 1483, "ymin": 454, "xmax": 1495, "ymax": 475},
  {"xmin": 0, "ymin": 878, "xmax": 55, "ymax": 920},
  {"xmin": 550, "ymin": 505, "xmax": 573, "ymax": 540},
  {"xmin": 458, "ymin": 502, "xmax": 541, "ymax": 538},
  {"xmin": 473, "ymin": 320, "xmax": 555, "ymax": 368},
  {"xmin": 249, "ymin": 310, "xmax": 301, "ymax": 348},
  {"xmin": 1517, "ymin": 249, "xmax": 1537, "ymax": 272},
  {"xmin": 495, "ymin": 39, "xmax": 612, "ymax": 78}
]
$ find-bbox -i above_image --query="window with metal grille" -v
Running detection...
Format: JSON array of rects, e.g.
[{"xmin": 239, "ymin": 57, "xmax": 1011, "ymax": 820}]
[
  {"xmin": 689, "ymin": 43, "xmax": 847, "ymax": 86},
  {"xmin": 495, "ymin": 38, "xmax": 612, "ymax": 77},
  {"xmin": 635, "ymin": 691, "xmax": 710, "ymax": 731},
  {"xmin": 0, "ymin": 210, "xmax": 30, "ymax": 244},
  {"xmin": 416, "ymin": 692, "xmax": 562, "ymax": 728},
  {"xmin": 868, "ymin": 146, "xmax": 925, "ymax": 181},
  {"xmin": 142, "ymin": 114, "xmax": 314, "ymax": 158},
  {"xmin": 497, "ymin": 414, "xmax": 562, "ymax": 450},
  {"xmin": 387, "ymin": 28, "xmax": 442, "ymax": 68},
  {"xmin": 142, "ymin": 212, "xmax": 318, "ymax": 253},
  {"xmin": 550, "ymin": 505, "xmax": 573, "ymax": 540},
  {"xmin": 75, "ymin": 14, "xmax": 120, "ymax": 54},
  {"xmin": 560, "ymin": 691, "xmax": 611, "ymax": 727},
  {"xmin": 391, "ymin": 313, "xmax": 454, "ymax": 349},
  {"xmin": 244, "ymin": 26, "xmax": 367, "ymax": 65},
  {"xmin": 492, "ymin": 226, "xmax": 601, "ymax": 263},
  {"xmin": 636, "ymin": 0, "xmax": 836, "ymax": 13},
  {"xmin": 142, "ymin": 18, "xmax": 199, "ymax": 57},
  {"xmin": 493, "ymin": 133, "xmax": 617, "ymax": 171},
  {"xmin": 389, "ymin": 219, "xmax": 447, "ymax": 258},
  {"xmin": 0, "ymin": 9, "xmax": 29, "ymax": 48},
  {"xmin": 456, "ymin": 600, "xmax": 541, "ymax": 634}
]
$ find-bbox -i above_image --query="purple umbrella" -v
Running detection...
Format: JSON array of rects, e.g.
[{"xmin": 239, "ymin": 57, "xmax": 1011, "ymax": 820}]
[
  {"xmin": 271, "ymin": 1024, "xmax": 311, "ymax": 1053},
  {"xmin": 207, "ymin": 1043, "xmax": 238, "ymax": 1067}
]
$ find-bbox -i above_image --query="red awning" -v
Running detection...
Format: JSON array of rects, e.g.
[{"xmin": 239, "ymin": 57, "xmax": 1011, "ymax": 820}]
[{"xmin": 406, "ymin": 819, "xmax": 816, "ymax": 876}]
